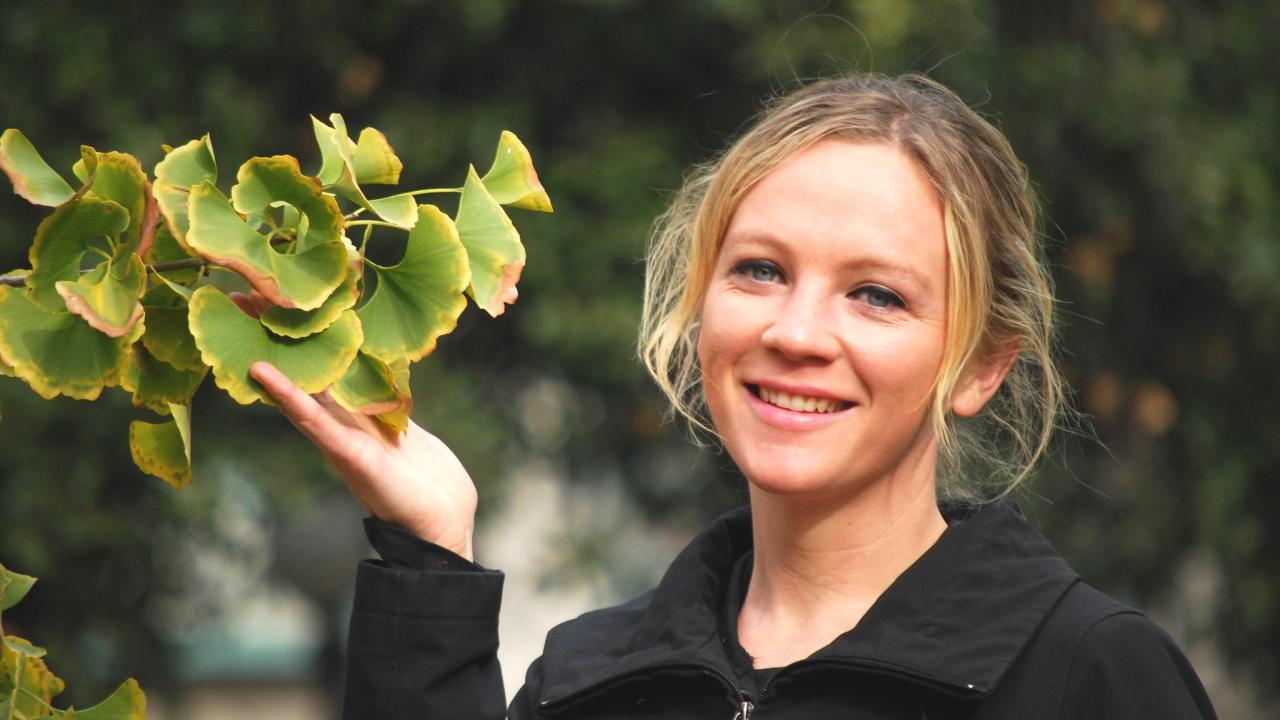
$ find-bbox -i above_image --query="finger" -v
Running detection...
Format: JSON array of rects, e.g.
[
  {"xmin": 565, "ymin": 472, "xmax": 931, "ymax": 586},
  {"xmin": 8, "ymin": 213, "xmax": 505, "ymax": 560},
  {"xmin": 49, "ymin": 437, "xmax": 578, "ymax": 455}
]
[
  {"xmin": 228, "ymin": 292, "xmax": 262, "ymax": 318},
  {"xmin": 247, "ymin": 290, "xmax": 273, "ymax": 315},
  {"xmin": 315, "ymin": 390, "xmax": 401, "ymax": 447},
  {"xmin": 249, "ymin": 362, "xmax": 351, "ymax": 445}
]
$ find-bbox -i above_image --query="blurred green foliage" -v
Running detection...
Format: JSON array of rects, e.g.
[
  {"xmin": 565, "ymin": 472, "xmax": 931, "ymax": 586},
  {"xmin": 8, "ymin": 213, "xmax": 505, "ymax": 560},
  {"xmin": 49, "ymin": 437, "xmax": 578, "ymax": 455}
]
[{"xmin": 2, "ymin": 0, "xmax": 1277, "ymax": 708}]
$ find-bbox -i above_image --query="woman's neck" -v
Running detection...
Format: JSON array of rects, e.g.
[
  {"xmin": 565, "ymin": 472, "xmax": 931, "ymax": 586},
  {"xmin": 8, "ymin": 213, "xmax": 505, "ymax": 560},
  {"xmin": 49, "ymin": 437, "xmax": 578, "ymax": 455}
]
[{"xmin": 737, "ymin": 467, "xmax": 947, "ymax": 669}]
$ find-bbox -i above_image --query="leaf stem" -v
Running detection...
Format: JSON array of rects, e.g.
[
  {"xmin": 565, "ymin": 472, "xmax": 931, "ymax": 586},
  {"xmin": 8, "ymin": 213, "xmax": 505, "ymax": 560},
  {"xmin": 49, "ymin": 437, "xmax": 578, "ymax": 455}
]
[
  {"xmin": 88, "ymin": 246, "xmax": 115, "ymax": 262},
  {"xmin": 345, "ymin": 220, "xmax": 400, "ymax": 229},
  {"xmin": 407, "ymin": 187, "xmax": 461, "ymax": 197},
  {"xmin": 146, "ymin": 258, "xmax": 211, "ymax": 275}
]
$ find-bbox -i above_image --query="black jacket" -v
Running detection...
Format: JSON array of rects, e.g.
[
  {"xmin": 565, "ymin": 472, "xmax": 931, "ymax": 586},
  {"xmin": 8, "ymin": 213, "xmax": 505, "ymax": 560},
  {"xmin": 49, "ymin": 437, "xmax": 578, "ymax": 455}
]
[{"xmin": 343, "ymin": 501, "xmax": 1216, "ymax": 719}]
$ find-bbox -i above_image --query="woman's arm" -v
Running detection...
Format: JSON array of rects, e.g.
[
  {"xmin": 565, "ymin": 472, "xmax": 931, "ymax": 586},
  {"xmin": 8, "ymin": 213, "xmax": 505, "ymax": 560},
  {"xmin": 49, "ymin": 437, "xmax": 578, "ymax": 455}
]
[
  {"xmin": 250, "ymin": 360, "xmax": 514, "ymax": 718},
  {"xmin": 250, "ymin": 361, "xmax": 478, "ymax": 559}
]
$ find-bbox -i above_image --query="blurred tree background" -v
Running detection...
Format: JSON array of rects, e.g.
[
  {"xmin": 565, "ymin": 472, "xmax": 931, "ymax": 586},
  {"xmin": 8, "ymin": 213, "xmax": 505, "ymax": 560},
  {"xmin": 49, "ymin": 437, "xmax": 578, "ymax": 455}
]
[{"xmin": 1, "ymin": 0, "xmax": 1276, "ymax": 714}]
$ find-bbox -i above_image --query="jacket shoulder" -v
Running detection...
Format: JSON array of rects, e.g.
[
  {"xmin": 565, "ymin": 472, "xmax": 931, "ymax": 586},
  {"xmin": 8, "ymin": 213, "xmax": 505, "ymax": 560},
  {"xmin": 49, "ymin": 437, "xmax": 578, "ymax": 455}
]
[{"xmin": 982, "ymin": 582, "xmax": 1216, "ymax": 719}]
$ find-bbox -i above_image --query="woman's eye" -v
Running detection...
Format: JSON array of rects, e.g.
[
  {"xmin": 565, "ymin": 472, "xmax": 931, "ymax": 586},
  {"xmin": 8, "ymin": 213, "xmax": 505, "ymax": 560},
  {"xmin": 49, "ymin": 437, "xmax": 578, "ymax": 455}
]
[
  {"xmin": 733, "ymin": 261, "xmax": 781, "ymax": 283},
  {"xmin": 852, "ymin": 285, "xmax": 905, "ymax": 309}
]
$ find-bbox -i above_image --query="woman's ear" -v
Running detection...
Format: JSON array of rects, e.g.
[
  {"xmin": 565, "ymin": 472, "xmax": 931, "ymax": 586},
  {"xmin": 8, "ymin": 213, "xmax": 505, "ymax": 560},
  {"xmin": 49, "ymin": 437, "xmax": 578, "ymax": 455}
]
[{"xmin": 950, "ymin": 346, "xmax": 1018, "ymax": 417}]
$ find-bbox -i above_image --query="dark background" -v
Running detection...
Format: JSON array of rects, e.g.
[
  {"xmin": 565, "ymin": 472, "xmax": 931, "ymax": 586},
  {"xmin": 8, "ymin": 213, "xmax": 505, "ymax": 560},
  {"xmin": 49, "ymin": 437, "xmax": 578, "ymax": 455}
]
[{"xmin": 2, "ymin": 0, "xmax": 1277, "ymax": 714}]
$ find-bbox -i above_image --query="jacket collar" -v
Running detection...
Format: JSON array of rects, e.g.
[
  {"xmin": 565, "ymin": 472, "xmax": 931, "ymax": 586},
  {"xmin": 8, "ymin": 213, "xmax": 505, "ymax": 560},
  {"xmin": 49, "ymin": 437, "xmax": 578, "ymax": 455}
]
[{"xmin": 535, "ymin": 499, "xmax": 1079, "ymax": 706}]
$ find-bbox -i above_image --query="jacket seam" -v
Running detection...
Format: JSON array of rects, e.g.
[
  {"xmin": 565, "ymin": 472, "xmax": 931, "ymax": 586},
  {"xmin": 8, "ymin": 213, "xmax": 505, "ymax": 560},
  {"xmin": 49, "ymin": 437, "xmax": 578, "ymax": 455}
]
[{"xmin": 1054, "ymin": 608, "xmax": 1141, "ymax": 718}]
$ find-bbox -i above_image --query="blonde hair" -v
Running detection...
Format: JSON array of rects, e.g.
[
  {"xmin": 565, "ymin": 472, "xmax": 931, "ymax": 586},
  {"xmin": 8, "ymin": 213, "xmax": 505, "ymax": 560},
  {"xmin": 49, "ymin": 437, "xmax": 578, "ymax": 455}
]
[{"xmin": 639, "ymin": 73, "xmax": 1066, "ymax": 502}]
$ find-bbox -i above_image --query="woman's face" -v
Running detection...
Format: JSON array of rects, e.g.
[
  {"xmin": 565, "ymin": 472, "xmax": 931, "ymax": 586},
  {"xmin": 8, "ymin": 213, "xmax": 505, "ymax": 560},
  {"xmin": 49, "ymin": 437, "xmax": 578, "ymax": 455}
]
[{"xmin": 698, "ymin": 139, "xmax": 954, "ymax": 500}]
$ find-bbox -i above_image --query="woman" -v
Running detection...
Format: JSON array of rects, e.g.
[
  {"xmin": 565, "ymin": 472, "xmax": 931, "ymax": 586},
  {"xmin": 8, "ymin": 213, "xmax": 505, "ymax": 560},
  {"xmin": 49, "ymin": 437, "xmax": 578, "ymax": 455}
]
[{"xmin": 250, "ymin": 74, "xmax": 1216, "ymax": 718}]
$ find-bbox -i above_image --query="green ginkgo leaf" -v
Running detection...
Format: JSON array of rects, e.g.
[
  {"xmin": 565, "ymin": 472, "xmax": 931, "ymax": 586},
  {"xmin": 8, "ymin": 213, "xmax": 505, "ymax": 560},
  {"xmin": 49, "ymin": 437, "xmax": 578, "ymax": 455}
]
[
  {"xmin": 0, "ymin": 286, "xmax": 143, "ymax": 400},
  {"xmin": 140, "ymin": 286, "xmax": 203, "ymax": 371},
  {"xmin": 73, "ymin": 149, "xmax": 155, "ymax": 253},
  {"xmin": 188, "ymin": 286, "xmax": 363, "ymax": 405},
  {"xmin": 55, "ymin": 245, "xmax": 146, "ymax": 338},
  {"xmin": 357, "ymin": 205, "xmax": 469, "ymax": 361},
  {"xmin": 231, "ymin": 155, "xmax": 343, "ymax": 252},
  {"xmin": 330, "ymin": 350, "xmax": 405, "ymax": 415},
  {"xmin": 154, "ymin": 134, "xmax": 216, "ymax": 247},
  {"xmin": 0, "ymin": 566, "xmax": 36, "ymax": 612},
  {"xmin": 63, "ymin": 678, "xmax": 147, "ymax": 720},
  {"xmin": 26, "ymin": 195, "xmax": 130, "ymax": 311},
  {"xmin": 121, "ymin": 345, "xmax": 207, "ymax": 415},
  {"xmin": 454, "ymin": 165, "xmax": 525, "ymax": 317},
  {"xmin": 187, "ymin": 180, "xmax": 348, "ymax": 310},
  {"xmin": 260, "ymin": 271, "xmax": 359, "ymax": 339},
  {"xmin": 313, "ymin": 113, "xmax": 403, "ymax": 186},
  {"xmin": 480, "ymin": 130, "xmax": 553, "ymax": 212},
  {"xmin": 0, "ymin": 643, "xmax": 65, "ymax": 717},
  {"xmin": 0, "ymin": 129, "xmax": 76, "ymax": 206},
  {"xmin": 312, "ymin": 114, "xmax": 417, "ymax": 228},
  {"xmin": 4, "ymin": 635, "xmax": 46, "ymax": 658},
  {"xmin": 129, "ymin": 406, "xmax": 192, "ymax": 490}
]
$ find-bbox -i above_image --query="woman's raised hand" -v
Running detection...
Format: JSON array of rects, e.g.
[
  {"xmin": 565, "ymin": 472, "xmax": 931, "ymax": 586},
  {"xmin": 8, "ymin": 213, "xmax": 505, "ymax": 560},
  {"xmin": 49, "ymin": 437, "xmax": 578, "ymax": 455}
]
[{"xmin": 247, "ymin": 356, "xmax": 478, "ymax": 561}]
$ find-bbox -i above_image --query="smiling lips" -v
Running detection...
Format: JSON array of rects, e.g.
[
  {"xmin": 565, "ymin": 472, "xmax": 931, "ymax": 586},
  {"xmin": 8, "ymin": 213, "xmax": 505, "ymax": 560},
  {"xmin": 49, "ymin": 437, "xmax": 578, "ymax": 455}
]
[{"xmin": 750, "ymin": 384, "xmax": 852, "ymax": 414}]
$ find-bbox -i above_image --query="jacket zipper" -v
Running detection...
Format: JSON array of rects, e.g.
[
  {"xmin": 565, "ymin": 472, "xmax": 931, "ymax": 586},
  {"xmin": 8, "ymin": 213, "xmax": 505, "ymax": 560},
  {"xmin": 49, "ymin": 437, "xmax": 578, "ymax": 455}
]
[
  {"xmin": 761, "ymin": 656, "xmax": 979, "ymax": 697},
  {"xmin": 699, "ymin": 663, "xmax": 754, "ymax": 720},
  {"xmin": 537, "ymin": 662, "xmax": 755, "ymax": 717}
]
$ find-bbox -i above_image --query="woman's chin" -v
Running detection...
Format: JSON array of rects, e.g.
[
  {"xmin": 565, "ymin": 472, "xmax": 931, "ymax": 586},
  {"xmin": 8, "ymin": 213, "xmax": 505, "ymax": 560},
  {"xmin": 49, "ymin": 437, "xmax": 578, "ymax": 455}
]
[{"xmin": 740, "ymin": 460, "xmax": 856, "ymax": 500}]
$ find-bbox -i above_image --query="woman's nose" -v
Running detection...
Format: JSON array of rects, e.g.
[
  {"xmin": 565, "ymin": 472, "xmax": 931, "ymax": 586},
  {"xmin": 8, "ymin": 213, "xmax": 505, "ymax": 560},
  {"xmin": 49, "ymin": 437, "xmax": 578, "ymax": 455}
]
[{"xmin": 759, "ymin": 290, "xmax": 840, "ymax": 361}]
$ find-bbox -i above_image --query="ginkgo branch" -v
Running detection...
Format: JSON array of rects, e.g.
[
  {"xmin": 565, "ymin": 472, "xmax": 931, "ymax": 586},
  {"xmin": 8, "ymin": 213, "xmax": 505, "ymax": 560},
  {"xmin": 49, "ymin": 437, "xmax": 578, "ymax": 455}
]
[{"xmin": 0, "ymin": 258, "xmax": 213, "ymax": 287}]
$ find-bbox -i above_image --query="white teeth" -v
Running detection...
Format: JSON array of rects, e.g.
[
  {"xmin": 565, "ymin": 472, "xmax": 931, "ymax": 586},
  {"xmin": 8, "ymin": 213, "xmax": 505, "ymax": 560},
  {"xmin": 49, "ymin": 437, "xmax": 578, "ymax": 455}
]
[{"xmin": 757, "ymin": 387, "xmax": 848, "ymax": 414}]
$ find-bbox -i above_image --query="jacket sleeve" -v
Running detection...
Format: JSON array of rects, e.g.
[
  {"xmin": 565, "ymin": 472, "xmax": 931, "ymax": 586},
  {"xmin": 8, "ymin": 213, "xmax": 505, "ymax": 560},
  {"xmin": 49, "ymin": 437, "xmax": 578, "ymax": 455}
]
[
  {"xmin": 1059, "ymin": 611, "xmax": 1217, "ymax": 719},
  {"xmin": 342, "ymin": 518, "xmax": 509, "ymax": 720}
]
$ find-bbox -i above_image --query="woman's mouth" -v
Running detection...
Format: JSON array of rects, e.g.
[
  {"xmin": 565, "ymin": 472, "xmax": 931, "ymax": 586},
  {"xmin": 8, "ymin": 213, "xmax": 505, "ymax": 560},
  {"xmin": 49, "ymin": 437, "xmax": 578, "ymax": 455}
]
[{"xmin": 749, "ymin": 384, "xmax": 852, "ymax": 414}]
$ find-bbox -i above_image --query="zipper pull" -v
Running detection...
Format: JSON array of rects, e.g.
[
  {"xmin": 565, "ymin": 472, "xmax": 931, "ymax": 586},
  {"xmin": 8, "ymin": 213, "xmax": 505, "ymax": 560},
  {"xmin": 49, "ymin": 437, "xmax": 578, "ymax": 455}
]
[{"xmin": 732, "ymin": 700, "xmax": 754, "ymax": 719}]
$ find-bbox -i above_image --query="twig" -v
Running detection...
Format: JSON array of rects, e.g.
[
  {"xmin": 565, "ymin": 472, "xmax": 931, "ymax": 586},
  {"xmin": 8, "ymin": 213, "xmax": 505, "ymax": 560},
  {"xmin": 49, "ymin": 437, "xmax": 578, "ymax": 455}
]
[{"xmin": 0, "ymin": 258, "xmax": 212, "ymax": 287}]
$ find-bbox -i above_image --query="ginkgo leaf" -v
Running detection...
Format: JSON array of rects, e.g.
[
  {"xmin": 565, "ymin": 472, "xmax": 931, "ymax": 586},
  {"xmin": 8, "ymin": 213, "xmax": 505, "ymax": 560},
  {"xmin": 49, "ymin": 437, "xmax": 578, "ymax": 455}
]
[
  {"xmin": 140, "ymin": 286, "xmax": 203, "ymax": 371},
  {"xmin": 374, "ymin": 356, "xmax": 414, "ymax": 433},
  {"xmin": 121, "ymin": 345, "xmax": 207, "ymax": 415},
  {"xmin": 313, "ymin": 114, "xmax": 404, "ymax": 186},
  {"xmin": 26, "ymin": 195, "xmax": 130, "ymax": 311},
  {"xmin": 0, "ymin": 566, "xmax": 35, "ymax": 612},
  {"xmin": 357, "ymin": 205, "xmax": 469, "ymax": 361},
  {"xmin": 129, "ymin": 407, "xmax": 192, "ymax": 490},
  {"xmin": 73, "ymin": 149, "xmax": 156, "ymax": 254},
  {"xmin": 0, "ymin": 128, "xmax": 75, "ymax": 206},
  {"xmin": 330, "ymin": 350, "xmax": 406, "ymax": 415},
  {"xmin": 4, "ymin": 635, "xmax": 46, "ymax": 658},
  {"xmin": 231, "ymin": 155, "xmax": 343, "ymax": 252},
  {"xmin": 259, "ymin": 271, "xmax": 359, "ymax": 339},
  {"xmin": 312, "ymin": 114, "xmax": 417, "ymax": 228},
  {"xmin": 454, "ymin": 165, "xmax": 525, "ymax": 317},
  {"xmin": 188, "ymin": 286, "xmax": 362, "ymax": 405},
  {"xmin": 0, "ymin": 642, "xmax": 65, "ymax": 717},
  {"xmin": 186, "ymin": 181, "xmax": 348, "ymax": 310},
  {"xmin": 480, "ymin": 130, "xmax": 553, "ymax": 212},
  {"xmin": 55, "ymin": 245, "xmax": 146, "ymax": 338},
  {"xmin": 0, "ymin": 286, "xmax": 143, "ymax": 400},
  {"xmin": 154, "ymin": 134, "xmax": 216, "ymax": 246},
  {"xmin": 61, "ymin": 678, "xmax": 146, "ymax": 720}
]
